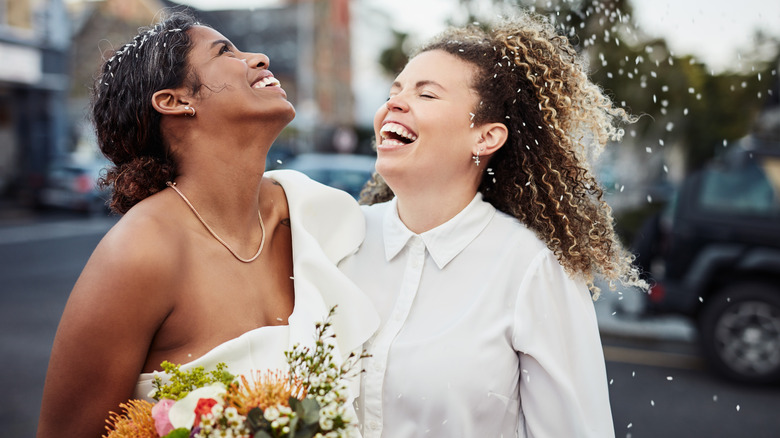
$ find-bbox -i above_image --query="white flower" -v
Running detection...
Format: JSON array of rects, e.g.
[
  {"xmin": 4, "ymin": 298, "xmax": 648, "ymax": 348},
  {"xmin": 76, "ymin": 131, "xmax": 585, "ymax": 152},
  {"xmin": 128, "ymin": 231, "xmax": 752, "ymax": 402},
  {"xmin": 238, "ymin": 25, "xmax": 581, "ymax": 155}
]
[
  {"xmin": 168, "ymin": 384, "xmax": 227, "ymax": 430},
  {"xmin": 319, "ymin": 415, "xmax": 334, "ymax": 430},
  {"xmin": 264, "ymin": 406, "xmax": 280, "ymax": 421}
]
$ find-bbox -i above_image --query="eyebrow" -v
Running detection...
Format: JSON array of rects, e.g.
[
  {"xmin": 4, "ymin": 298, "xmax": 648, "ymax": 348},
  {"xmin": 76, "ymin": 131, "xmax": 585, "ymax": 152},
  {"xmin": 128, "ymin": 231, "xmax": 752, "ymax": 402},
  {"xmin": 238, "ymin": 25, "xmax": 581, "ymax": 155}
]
[{"xmin": 391, "ymin": 80, "xmax": 445, "ymax": 90}]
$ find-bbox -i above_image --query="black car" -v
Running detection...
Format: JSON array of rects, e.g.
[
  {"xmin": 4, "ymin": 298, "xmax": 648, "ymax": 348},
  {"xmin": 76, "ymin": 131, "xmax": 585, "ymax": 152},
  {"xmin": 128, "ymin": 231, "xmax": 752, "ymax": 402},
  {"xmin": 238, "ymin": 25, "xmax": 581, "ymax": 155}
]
[{"xmin": 638, "ymin": 144, "xmax": 780, "ymax": 384}]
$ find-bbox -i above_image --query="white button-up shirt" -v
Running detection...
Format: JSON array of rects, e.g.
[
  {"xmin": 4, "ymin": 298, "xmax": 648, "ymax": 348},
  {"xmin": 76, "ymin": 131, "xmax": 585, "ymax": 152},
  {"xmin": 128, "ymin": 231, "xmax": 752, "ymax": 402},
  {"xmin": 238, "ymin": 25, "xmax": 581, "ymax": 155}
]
[{"xmin": 339, "ymin": 193, "xmax": 614, "ymax": 438}]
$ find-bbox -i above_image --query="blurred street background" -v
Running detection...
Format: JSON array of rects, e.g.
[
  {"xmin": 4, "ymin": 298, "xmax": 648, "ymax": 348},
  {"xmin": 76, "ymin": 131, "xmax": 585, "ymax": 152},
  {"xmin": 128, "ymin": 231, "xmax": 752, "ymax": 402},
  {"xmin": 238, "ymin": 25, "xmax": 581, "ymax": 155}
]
[{"xmin": 1, "ymin": 0, "xmax": 779, "ymax": 436}]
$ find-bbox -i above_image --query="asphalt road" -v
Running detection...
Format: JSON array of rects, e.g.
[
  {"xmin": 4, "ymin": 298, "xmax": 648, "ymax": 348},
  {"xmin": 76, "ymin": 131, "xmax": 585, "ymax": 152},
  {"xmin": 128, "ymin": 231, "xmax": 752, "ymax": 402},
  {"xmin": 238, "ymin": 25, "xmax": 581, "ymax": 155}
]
[{"xmin": 1, "ymin": 211, "xmax": 778, "ymax": 437}]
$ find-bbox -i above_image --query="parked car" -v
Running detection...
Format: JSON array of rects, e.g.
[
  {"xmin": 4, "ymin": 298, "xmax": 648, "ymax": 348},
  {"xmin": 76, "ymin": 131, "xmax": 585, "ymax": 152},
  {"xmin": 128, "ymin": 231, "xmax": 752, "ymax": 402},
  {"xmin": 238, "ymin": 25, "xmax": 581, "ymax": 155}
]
[
  {"xmin": 38, "ymin": 157, "xmax": 111, "ymax": 215},
  {"xmin": 279, "ymin": 153, "xmax": 376, "ymax": 199},
  {"xmin": 639, "ymin": 144, "xmax": 780, "ymax": 384}
]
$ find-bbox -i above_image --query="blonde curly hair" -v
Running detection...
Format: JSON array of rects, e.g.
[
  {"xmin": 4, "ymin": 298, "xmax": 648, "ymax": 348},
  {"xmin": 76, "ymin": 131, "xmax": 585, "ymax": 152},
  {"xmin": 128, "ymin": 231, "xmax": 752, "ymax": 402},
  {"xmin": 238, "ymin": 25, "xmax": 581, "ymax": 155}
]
[{"xmin": 360, "ymin": 12, "xmax": 646, "ymax": 297}]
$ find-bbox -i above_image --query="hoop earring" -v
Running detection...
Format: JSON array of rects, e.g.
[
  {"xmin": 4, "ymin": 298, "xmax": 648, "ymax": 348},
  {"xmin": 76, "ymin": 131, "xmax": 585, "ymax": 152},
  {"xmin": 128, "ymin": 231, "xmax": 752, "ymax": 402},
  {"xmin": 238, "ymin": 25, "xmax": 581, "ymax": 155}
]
[{"xmin": 184, "ymin": 106, "xmax": 196, "ymax": 117}]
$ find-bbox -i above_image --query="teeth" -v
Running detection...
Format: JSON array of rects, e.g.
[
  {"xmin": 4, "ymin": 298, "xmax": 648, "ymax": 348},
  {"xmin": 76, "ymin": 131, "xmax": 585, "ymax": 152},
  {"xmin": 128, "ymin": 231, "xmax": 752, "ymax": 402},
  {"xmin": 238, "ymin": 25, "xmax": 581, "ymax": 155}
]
[
  {"xmin": 254, "ymin": 76, "xmax": 280, "ymax": 88},
  {"xmin": 380, "ymin": 122, "xmax": 418, "ymax": 142}
]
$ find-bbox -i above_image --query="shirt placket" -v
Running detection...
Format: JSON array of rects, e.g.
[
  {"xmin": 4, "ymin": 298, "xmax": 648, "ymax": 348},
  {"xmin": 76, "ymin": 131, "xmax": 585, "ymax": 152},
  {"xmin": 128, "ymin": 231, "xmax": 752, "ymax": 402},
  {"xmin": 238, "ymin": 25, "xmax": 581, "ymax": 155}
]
[{"xmin": 362, "ymin": 235, "xmax": 426, "ymax": 437}]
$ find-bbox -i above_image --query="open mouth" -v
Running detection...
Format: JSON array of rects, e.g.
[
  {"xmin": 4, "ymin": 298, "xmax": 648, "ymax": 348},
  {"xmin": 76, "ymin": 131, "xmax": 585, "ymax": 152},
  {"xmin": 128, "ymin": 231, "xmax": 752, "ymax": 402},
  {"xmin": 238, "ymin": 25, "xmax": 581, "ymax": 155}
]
[
  {"xmin": 252, "ymin": 76, "xmax": 281, "ymax": 89},
  {"xmin": 380, "ymin": 122, "xmax": 418, "ymax": 146}
]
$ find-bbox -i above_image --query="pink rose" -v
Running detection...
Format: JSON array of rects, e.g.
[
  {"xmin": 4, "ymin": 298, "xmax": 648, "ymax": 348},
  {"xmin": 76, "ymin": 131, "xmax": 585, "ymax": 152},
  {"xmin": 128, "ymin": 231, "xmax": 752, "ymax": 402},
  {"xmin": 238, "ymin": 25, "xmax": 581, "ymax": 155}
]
[{"xmin": 151, "ymin": 398, "xmax": 176, "ymax": 436}]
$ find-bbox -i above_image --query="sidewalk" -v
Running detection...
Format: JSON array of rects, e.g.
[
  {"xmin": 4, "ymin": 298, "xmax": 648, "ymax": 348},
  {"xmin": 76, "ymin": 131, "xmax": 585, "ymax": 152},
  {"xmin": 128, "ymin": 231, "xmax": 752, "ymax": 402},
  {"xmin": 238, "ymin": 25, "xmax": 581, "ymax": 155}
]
[{"xmin": 0, "ymin": 198, "xmax": 118, "ymax": 244}]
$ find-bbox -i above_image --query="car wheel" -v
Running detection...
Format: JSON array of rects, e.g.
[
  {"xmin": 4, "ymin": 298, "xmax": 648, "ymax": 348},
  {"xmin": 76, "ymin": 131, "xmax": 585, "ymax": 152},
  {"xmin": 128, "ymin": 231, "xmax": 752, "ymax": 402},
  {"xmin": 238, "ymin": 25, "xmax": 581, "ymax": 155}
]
[{"xmin": 699, "ymin": 282, "xmax": 780, "ymax": 384}]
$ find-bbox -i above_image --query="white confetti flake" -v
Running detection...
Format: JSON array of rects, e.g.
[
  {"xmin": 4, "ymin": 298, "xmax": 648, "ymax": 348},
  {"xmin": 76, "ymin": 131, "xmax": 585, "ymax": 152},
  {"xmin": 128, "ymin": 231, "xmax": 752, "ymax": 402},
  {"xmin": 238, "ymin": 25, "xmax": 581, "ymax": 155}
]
[
  {"xmin": 650, "ymin": 400, "xmax": 655, "ymax": 406},
  {"xmin": 736, "ymin": 405, "xmax": 740, "ymax": 412},
  {"xmin": 666, "ymin": 376, "xmax": 673, "ymax": 381}
]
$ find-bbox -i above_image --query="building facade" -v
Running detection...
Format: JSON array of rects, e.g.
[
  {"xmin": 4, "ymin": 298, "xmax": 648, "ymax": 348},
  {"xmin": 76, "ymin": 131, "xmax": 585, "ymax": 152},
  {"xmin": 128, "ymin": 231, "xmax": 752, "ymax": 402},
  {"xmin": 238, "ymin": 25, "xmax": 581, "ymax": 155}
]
[{"xmin": 0, "ymin": 0, "xmax": 70, "ymax": 202}]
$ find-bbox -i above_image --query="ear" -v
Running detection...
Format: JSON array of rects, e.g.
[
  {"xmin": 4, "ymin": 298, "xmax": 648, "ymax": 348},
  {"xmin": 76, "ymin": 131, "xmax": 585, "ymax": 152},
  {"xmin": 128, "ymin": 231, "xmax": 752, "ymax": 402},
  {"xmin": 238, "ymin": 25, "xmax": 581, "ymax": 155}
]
[
  {"xmin": 474, "ymin": 122, "xmax": 508, "ymax": 156},
  {"xmin": 151, "ymin": 89, "xmax": 193, "ymax": 116}
]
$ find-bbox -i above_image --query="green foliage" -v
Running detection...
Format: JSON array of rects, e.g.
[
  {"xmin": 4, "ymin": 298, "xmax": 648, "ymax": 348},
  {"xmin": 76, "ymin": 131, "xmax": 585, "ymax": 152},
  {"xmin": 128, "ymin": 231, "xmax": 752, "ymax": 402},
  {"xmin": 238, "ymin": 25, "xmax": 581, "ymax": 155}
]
[
  {"xmin": 162, "ymin": 428, "xmax": 190, "ymax": 438},
  {"xmin": 287, "ymin": 397, "xmax": 321, "ymax": 438},
  {"xmin": 378, "ymin": 30, "xmax": 409, "ymax": 77},
  {"xmin": 151, "ymin": 361, "xmax": 235, "ymax": 401}
]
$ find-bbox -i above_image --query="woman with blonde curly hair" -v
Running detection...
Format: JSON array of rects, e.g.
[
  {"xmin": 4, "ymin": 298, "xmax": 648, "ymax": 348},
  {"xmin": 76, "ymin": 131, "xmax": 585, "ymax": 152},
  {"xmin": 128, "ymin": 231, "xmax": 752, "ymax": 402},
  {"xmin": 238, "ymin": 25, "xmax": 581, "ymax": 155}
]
[{"xmin": 340, "ymin": 11, "xmax": 644, "ymax": 438}]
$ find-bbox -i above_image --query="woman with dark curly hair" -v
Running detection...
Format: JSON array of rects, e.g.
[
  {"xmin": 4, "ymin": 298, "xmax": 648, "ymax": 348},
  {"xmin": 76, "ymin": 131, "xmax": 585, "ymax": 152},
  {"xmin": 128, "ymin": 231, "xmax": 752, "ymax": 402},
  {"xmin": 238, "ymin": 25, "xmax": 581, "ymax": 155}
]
[
  {"xmin": 38, "ymin": 12, "xmax": 376, "ymax": 437},
  {"xmin": 340, "ymin": 11, "xmax": 645, "ymax": 438}
]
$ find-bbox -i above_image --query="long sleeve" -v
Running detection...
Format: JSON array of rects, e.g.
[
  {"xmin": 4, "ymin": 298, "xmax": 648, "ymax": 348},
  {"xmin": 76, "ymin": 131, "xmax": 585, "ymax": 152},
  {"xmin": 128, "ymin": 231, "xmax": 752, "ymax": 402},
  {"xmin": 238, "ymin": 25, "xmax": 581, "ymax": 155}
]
[{"xmin": 512, "ymin": 251, "xmax": 615, "ymax": 438}]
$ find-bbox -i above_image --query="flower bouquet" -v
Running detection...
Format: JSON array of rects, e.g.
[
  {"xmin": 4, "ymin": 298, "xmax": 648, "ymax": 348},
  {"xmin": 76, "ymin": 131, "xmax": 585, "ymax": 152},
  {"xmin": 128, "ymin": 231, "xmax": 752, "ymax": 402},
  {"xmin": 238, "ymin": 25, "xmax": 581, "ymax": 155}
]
[{"xmin": 103, "ymin": 307, "xmax": 365, "ymax": 438}]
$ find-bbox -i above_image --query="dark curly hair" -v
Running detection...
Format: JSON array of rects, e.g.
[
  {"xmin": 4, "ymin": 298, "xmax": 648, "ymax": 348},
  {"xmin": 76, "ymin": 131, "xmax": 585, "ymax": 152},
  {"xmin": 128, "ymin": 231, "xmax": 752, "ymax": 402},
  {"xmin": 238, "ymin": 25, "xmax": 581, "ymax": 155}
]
[
  {"xmin": 92, "ymin": 12, "xmax": 203, "ymax": 214},
  {"xmin": 360, "ymin": 12, "xmax": 645, "ymax": 296}
]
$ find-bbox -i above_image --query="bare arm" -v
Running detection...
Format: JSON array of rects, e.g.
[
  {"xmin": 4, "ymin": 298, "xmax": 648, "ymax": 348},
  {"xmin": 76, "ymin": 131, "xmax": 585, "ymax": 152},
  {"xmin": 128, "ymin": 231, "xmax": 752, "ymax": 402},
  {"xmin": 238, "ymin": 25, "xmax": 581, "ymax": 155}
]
[{"xmin": 37, "ymin": 220, "xmax": 177, "ymax": 438}]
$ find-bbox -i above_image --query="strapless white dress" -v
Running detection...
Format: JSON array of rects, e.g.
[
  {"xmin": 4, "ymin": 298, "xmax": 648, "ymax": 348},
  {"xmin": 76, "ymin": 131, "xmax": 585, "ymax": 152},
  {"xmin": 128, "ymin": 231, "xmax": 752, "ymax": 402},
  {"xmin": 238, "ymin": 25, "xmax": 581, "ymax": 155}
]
[{"xmin": 134, "ymin": 169, "xmax": 379, "ymax": 401}]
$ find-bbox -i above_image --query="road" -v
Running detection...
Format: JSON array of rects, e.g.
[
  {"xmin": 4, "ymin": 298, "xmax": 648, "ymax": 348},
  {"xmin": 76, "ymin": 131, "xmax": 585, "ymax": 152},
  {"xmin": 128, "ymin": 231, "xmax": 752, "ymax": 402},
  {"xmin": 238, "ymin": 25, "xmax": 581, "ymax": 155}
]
[{"xmin": 1, "ymin": 211, "xmax": 779, "ymax": 437}]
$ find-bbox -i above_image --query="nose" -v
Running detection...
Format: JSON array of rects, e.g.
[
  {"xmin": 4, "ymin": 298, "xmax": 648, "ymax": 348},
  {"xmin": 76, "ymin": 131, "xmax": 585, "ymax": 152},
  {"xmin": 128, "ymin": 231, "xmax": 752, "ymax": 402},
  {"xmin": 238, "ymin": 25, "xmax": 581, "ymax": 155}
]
[
  {"xmin": 245, "ymin": 52, "xmax": 270, "ymax": 69},
  {"xmin": 385, "ymin": 94, "xmax": 408, "ymax": 112}
]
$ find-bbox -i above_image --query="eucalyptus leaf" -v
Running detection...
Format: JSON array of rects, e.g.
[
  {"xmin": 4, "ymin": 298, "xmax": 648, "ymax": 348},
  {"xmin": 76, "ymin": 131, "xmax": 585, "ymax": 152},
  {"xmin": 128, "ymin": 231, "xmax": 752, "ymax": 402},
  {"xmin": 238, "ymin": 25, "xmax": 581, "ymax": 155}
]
[
  {"xmin": 162, "ymin": 428, "xmax": 190, "ymax": 438},
  {"xmin": 254, "ymin": 430, "xmax": 273, "ymax": 438},
  {"xmin": 247, "ymin": 407, "xmax": 269, "ymax": 431},
  {"xmin": 300, "ymin": 398, "xmax": 321, "ymax": 425},
  {"xmin": 288, "ymin": 415, "xmax": 299, "ymax": 436}
]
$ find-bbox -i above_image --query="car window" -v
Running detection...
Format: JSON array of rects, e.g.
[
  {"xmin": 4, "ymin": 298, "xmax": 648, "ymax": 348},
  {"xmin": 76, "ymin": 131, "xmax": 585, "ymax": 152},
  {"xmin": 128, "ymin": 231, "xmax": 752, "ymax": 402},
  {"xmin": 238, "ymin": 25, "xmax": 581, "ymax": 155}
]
[{"xmin": 698, "ymin": 156, "xmax": 780, "ymax": 217}]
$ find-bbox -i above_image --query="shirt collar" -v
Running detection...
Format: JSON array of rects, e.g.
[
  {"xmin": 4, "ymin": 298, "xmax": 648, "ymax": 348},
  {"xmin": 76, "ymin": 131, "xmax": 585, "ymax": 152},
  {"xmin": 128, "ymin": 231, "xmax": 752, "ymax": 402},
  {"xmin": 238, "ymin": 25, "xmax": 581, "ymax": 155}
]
[{"xmin": 383, "ymin": 192, "xmax": 496, "ymax": 269}]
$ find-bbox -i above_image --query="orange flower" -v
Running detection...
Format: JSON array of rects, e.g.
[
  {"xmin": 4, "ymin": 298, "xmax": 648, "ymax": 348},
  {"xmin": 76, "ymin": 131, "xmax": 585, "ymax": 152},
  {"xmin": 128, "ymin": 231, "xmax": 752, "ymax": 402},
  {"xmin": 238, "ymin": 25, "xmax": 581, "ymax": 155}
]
[
  {"xmin": 103, "ymin": 399, "xmax": 156, "ymax": 438},
  {"xmin": 225, "ymin": 369, "xmax": 306, "ymax": 415}
]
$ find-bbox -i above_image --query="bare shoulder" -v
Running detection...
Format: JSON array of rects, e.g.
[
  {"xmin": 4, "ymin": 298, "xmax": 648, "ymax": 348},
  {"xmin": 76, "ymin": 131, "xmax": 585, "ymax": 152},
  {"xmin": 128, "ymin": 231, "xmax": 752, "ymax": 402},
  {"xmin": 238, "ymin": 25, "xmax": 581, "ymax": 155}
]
[{"xmin": 77, "ymin": 193, "xmax": 187, "ymax": 308}]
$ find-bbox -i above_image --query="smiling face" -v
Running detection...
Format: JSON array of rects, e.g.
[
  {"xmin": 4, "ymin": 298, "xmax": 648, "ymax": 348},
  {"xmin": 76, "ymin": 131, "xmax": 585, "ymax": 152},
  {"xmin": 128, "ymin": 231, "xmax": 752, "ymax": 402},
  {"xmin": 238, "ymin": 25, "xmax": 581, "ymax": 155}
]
[
  {"xmin": 184, "ymin": 26, "xmax": 295, "ymax": 127},
  {"xmin": 373, "ymin": 50, "xmax": 483, "ymax": 195}
]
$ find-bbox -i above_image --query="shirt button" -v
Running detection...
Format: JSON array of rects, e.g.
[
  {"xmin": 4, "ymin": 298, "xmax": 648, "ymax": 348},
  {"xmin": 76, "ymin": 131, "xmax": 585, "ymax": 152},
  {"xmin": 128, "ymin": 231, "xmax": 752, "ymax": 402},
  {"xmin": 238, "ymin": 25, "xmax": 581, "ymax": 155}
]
[
  {"xmin": 373, "ymin": 362, "xmax": 384, "ymax": 372},
  {"xmin": 370, "ymin": 421, "xmax": 381, "ymax": 430}
]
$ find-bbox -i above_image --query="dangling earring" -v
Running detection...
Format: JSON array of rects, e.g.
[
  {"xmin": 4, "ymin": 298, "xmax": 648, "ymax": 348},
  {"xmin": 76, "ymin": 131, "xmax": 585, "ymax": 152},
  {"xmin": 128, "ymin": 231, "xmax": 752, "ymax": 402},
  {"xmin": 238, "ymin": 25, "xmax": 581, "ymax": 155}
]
[
  {"xmin": 472, "ymin": 146, "xmax": 485, "ymax": 166},
  {"xmin": 184, "ymin": 106, "xmax": 196, "ymax": 117}
]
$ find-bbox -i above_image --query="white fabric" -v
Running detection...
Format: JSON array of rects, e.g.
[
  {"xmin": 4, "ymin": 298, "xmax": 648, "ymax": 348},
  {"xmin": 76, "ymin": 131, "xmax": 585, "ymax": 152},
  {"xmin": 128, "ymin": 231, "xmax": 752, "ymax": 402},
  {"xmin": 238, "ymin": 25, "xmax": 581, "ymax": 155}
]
[
  {"xmin": 134, "ymin": 169, "xmax": 379, "ymax": 402},
  {"xmin": 339, "ymin": 193, "xmax": 614, "ymax": 438}
]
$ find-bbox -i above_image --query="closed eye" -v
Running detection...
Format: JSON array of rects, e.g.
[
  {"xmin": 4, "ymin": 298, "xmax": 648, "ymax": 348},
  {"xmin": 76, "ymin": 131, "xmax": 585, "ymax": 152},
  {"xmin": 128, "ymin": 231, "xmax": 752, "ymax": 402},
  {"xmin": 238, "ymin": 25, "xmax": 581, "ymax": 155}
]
[{"xmin": 218, "ymin": 43, "xmax": 235, "ymax": 56}]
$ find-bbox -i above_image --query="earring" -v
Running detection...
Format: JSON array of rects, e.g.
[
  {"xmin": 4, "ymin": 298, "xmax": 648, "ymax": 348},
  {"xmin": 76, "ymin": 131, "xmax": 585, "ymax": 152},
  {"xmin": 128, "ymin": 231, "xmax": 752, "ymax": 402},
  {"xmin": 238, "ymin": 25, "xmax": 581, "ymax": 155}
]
[
  {"xmin": 472, "ymin": 147, "xmax": 485, "ymax": 166},
  {"xmin": 184, "ymin": 106, "xmax": 196, "ymax": 116}
]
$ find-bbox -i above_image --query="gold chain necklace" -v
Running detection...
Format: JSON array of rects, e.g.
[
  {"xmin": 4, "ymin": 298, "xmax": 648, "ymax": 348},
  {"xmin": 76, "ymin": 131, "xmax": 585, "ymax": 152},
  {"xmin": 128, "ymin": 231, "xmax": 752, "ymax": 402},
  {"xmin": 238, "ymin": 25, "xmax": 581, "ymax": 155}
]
[{"xmin": 166, "ymin": 181, "xmax": 265, "ymax": 263}]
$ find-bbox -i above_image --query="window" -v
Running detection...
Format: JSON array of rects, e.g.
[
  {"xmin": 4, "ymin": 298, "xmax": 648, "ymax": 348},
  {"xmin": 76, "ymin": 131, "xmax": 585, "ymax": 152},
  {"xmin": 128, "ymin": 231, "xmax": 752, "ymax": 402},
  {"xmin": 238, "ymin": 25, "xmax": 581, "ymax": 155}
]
[{"xmin": 698, "ymin": 156, "xmax": 780, "ymax": 217}]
